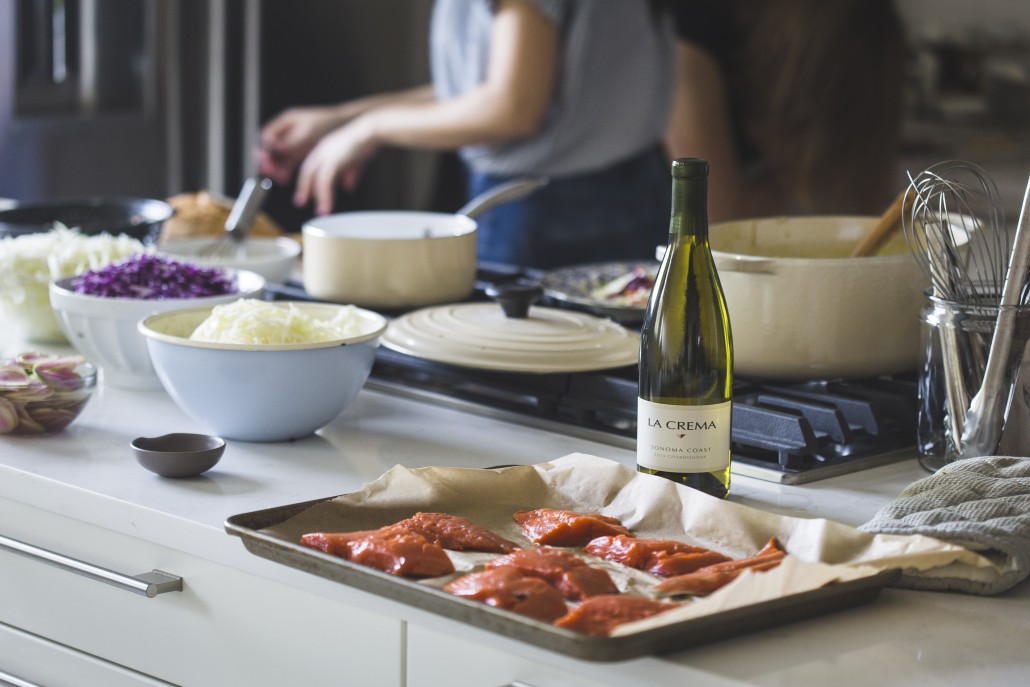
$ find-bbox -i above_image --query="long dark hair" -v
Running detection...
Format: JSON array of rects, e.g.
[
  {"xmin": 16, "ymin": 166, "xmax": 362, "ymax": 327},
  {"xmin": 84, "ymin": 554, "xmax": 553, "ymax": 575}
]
[{"xmin": 731, "ymin": 0, "xmax": 908, "ymax": 214}]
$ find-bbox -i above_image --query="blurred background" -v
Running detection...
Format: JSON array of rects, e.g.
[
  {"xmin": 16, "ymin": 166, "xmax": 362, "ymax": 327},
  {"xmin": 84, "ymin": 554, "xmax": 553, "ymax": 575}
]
[{"xmin": 0, "ymin": 0, "xmax": 1028, "ymax": 228}]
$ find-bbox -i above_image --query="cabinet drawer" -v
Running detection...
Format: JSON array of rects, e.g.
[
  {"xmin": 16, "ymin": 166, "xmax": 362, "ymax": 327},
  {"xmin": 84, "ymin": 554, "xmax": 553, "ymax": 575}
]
[
  {"xmin": 0, "ymin": 620, "xmax": 173, "ymax": 687},
  {"xmin": 0, "ymin": 498, "xmax": 403, "ymax": 687},
  {"xmin": 406, "ymin": 625, "xmax": 617, "ymax": 687}
]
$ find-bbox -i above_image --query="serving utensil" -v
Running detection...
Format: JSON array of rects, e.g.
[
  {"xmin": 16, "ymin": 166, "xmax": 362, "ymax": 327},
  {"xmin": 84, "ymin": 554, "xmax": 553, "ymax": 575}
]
[
  {"xmin": 201, "ymin": 177, "xmax": 273, "ymax": 257},
  {"xmin": 850, "ymin": 187, "xmax": 908, "ymax": 257},
  {"xmin": 959, "ymin": 171, "xmax": 1030, "ymax": 458}
]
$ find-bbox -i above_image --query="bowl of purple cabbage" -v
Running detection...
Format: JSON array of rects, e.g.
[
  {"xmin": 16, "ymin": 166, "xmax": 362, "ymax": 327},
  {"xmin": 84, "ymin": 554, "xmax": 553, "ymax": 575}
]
[
  {"xmin": 0, "ymin": 352, "xmax": 96, "ymax": 435},
  {"xmin": 49, "ymin": 254, "xmax": 264, "ymax": 390}
]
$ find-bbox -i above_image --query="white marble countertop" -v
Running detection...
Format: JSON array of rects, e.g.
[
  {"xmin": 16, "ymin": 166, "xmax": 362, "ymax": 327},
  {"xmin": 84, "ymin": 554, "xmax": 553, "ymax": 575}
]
[{"xmin": 1, "ymin": 335, "xmax": 1028, "ymax": 687}]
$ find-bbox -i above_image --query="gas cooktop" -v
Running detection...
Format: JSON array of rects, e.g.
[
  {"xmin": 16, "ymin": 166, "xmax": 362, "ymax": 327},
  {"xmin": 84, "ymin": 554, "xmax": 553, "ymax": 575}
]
[{"xmin": 265, "ymin": 270, "xmax": 919, "ymax": 485}]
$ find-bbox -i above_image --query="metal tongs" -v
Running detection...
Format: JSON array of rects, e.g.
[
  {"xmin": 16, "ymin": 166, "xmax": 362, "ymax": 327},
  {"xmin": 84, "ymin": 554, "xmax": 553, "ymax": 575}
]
[{"xmin": 960, "ymin": 172, "xmax": 1030, "ymax": 458}]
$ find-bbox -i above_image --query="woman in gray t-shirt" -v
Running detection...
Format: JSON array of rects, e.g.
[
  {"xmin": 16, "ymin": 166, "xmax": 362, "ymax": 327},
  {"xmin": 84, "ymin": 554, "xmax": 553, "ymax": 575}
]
[{"xmin": 260, "ymin": 0, "xmax": 674, "ymax": 268}]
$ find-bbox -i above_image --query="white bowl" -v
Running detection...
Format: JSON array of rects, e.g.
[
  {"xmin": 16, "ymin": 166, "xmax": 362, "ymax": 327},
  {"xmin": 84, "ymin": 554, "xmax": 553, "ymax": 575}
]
[
  {"xmin": 156, "ymin": 236, "xmax": 301, "ymax": 285},
  {"xmin": 49, "ymin": 270, "xmax": 265, "ymax": 390},
  {"xmin": 137, "ymin": 302, "xmax": 387, "ymax": 442}
]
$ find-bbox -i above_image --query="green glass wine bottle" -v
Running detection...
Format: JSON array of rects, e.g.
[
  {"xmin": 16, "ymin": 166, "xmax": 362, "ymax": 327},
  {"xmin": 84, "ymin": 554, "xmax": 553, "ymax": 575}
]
[{"xmin": 637, "ymin": 158, "xmax": 733, "ymax": 498}]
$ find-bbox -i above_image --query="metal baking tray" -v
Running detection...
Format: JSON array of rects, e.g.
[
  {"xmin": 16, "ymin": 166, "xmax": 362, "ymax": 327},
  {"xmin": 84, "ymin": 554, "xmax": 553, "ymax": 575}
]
[{"xmin": 225, "ymin": 496, "xmax": 900, "ymax": 662}]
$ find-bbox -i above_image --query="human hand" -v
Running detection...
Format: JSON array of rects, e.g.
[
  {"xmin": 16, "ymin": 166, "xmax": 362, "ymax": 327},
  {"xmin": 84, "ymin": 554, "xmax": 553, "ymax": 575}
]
[
  {"xmin": 257, "ymin": 106, "xmax": 347, "ymax": 185},
  {"xmin": 293, "ymin": 119, "xmax": 379, "ymax": 216}
]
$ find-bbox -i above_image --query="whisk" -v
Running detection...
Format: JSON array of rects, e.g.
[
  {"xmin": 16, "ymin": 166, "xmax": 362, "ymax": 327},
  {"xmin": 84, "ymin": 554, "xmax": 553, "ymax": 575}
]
[{"xmin": 903, "ymin": 161, "xmax": 1010, "ymax": 305}]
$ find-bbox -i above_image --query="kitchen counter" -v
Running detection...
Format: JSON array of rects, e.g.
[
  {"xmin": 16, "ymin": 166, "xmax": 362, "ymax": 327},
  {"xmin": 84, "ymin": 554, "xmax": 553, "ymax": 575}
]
[{"xmin": 1, "ymin": 337, "xmax": 1028, "ymax": 686}]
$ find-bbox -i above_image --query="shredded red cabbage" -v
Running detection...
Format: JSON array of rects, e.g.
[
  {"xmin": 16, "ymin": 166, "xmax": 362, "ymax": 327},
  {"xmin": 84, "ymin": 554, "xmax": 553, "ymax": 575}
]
[{"xmin": 69, "ymin": 254, "xmax": 237, "ymax": 299}]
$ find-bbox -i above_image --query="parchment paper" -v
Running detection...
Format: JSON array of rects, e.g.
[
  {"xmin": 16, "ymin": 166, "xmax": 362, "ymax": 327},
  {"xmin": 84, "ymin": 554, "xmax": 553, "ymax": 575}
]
[{"xmin": 260, "ymin": 453, "xmax": 1001, "ymax": 634}]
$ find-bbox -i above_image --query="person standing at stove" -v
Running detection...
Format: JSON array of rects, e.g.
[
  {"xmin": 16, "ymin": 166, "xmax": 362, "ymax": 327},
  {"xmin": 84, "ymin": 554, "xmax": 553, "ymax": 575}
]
[{"xmin": 258, "ymin": 0, "xmax": 675, "ymax": 269}]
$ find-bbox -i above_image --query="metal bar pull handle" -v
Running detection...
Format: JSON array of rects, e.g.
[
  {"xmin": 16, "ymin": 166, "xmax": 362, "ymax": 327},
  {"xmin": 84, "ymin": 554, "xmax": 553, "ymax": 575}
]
[
  {"xmin": 0, "ymin": 533, "xmax": 183, "ymax": 598},
  {"xmin": 0, "ymin": 666, "xmax": 46, "ymax": 687}
]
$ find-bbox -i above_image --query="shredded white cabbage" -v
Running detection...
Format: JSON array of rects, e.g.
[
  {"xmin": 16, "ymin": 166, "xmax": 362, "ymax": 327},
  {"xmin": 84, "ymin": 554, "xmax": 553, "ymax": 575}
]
[
  {"xmin": 0, "ymin": 226, "xmax": 144, "ymax": 283},
  {"xmin": 0, "ymin": 227, "xmax": 144, "ymax": 341},
  {"xmin": 189, "ymin": 299, "xmax": 369, "ymax": 345}
]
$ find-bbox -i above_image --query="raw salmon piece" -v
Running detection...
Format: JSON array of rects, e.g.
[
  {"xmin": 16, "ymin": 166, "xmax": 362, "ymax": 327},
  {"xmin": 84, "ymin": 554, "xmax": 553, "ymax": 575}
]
[
  {"xmin": 585, "ymin": 535, "xmax": 731, "ymax": 577},
  {"xmin": 513, "ymin": 508, "xmax": 632, "ymax": 546},
  {"xmin": 654, "ymin": 538, "xmax": 786, "ymax": 596},
  {"xmin": 301, "ymin": 530, "xmax": 455, "ymax": 578},
  {"xmin": 647, "ymin": 550, "xmax": 733, "ymax": 577},
  {"xmin": 554, "ymin": 594, "xmax": 679, "ymax": 635},
  {"xmin": 299, "ymin": 530, "xmax": 387, "ymax": 557},
  {"xmin": 584, "ymin": 534, "xmax": 729, "ymax": 575},
  {"xmin": 444, "ymin": 566, "xmax": 568, "ymax": 622},
  {"xmin": 486, "ymin": 547, "xmax": 618, "ymax": 600},
  {"xmin": 395, "ymin": 512, "xmax": 519, "ymax": 553}
]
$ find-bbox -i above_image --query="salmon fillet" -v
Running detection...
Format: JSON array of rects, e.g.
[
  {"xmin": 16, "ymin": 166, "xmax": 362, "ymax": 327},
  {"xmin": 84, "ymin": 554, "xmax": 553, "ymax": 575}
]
[
  {"xmin": 300, "ymin": 511, "xmax": 517, "ymax": 559},
  {"xmin": 485, "ymin": 547, "xmax": 619, "ymax": 600},
  {"xmin": 444, "ymin": 566, "xmax": 569, "ymax": 622},
  {"xmin": 300, "ymin": 530, "xmax": 455, "ymax": 578},
  {"xmin": 584, "ymin": 535, "xmax": 731, "ymax": 577},
  {"xmin": 512, "ymin": 508, "xmax": 632, "ymax": 547},
  {"xmin": 654, "ymin": 538, "xmax": 786, "ymax": 596},
  {"xmin": 395, "ymin": 512, "xmax": 519, "ymax": 553},
  {"xmin": 648, "ymin": 550, "xmax": 734, "ymax": 577},
  {"xmin": 554, "ymin": 594, "xmax": 679, "ymax": 635}
]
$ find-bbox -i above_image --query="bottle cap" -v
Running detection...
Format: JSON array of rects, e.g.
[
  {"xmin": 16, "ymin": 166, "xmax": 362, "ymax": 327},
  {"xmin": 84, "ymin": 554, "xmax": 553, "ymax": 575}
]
[{"xmin": 671, "ymin": 158, "xmax": 709, "ymax": 179}]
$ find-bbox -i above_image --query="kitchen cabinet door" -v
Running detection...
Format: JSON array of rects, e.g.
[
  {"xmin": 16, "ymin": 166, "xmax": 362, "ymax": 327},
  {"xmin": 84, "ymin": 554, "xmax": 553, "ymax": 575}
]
[{"xmin": 0, "ymin": 497, "xmax": 404, "ymax": 687}]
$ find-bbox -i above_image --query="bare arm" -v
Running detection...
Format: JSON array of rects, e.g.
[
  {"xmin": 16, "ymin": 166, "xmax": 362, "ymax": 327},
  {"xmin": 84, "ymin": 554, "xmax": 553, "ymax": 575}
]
[
  {"xmin": 294, "ymin": 0, "xmax": 559, "ymax": 214},
  {"xmin": 258, "ymin": 85, "xmax": 436, "ymax": 185}
]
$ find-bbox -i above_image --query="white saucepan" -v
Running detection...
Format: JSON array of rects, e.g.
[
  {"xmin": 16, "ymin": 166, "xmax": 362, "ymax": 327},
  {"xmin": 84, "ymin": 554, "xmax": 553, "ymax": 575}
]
[{"xmin": 302, "ymin": 178, "xmax": 546, "ymax": 309}]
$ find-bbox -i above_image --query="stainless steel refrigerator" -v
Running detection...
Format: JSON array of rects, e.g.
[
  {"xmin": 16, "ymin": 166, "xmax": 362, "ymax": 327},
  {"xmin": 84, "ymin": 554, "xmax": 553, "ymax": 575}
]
[{"xmin": 0, "ymin": 0, "xmax": 436, "ymax": 230}]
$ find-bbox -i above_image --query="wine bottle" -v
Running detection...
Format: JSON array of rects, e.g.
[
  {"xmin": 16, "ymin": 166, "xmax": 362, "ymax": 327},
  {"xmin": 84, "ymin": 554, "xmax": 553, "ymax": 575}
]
[{"xmin": 637, "ymin": 158, "xmax": 733, "ymax": 498}]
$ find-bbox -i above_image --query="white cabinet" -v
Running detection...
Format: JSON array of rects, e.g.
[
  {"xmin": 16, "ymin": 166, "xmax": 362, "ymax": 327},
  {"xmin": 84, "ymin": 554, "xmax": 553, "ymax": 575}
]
[
  {"xmin": 0, "ymin": 497, "xmax": 404, "ymax": 687},
  {"xmin": 406, "ymin": 625, "xmax": 617, "ymax": 687}
]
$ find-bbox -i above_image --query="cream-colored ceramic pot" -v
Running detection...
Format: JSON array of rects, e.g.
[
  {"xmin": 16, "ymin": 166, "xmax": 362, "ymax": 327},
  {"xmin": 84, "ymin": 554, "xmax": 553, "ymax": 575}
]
[{"xmin": 709, "ymin": 215, "xmax": 930, "ymax": 380}]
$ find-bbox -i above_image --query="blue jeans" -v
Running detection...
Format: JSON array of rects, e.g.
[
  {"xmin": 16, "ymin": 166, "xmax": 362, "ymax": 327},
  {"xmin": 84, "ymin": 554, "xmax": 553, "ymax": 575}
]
[{"xmin": 467, "ymin": 146, "xmax": 671, "ymax": 269}]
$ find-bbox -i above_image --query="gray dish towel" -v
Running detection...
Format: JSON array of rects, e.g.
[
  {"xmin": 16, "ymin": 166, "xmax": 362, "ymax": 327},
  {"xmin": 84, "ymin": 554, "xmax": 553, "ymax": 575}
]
[{"xmin": 860, "ymin": 456, "xmax": 1030, "ymax": 595}]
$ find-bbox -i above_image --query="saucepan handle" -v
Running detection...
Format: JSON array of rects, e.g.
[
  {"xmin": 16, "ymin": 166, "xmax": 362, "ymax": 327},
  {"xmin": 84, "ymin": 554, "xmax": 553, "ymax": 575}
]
[{"xmin": 457, "ymin": 177, "xmax": 550, "ymax": 219}]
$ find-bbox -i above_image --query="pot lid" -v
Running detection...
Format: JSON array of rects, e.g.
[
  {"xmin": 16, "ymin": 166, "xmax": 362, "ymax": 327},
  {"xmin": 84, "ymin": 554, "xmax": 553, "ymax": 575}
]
[{"xmin": 381, "ymin": 285, "xmax": 640, "ymax": 373}]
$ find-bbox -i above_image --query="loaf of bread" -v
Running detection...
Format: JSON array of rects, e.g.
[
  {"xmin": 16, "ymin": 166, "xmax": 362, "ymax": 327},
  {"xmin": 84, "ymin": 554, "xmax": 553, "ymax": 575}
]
[{"xmin": 160, "ymin": 191, "xmax": 282, "ymax": 242}]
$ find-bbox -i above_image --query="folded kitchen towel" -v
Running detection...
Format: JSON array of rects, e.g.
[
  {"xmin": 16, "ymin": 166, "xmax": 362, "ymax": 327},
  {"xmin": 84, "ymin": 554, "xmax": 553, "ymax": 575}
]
[{"xmin": 859, "ymin": 456, "xmax": 1030, "ymax": 595}]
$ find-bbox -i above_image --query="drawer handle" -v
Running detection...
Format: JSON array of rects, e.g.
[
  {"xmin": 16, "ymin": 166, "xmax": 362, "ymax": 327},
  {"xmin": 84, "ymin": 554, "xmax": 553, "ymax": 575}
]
[
  {"xmin": 0, "ymin": 666, "xmax": 45, "ymax": 687},
  {"xmin": 0, "ymin": 534, "xmax": 183, "ymax": 598}
]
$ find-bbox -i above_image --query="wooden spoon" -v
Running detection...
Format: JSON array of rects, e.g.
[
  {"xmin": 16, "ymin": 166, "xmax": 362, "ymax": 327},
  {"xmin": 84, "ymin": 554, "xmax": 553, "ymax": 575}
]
[{"xmin": 850, "ymin": 188, "xmax": 909, "ymax": 257}]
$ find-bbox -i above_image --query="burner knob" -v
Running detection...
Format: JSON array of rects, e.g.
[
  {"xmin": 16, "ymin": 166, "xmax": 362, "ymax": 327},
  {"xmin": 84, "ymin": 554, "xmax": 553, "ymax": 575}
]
[{"xmin": 485, "ymin": 283, "xmax": 544, "ymax": 318}]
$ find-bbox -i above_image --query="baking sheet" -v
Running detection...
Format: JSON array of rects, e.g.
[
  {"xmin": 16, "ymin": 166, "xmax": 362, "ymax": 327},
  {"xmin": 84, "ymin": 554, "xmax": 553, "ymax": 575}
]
[{"xmin": 224, "ymin": 454, "xmax": 996, "ymax": 661}]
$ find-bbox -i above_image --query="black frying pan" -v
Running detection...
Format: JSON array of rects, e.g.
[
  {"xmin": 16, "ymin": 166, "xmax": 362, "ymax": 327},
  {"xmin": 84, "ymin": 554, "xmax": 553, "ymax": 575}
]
[{"xmin": 0, "ymin": 196, "xmax": 175, "ymax": 243}]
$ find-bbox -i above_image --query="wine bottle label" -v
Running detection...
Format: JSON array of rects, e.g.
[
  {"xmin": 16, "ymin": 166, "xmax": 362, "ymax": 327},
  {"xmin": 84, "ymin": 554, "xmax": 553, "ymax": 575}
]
[{"xmin": 636, "ymin": 398, "xmax": 732, "ymax": 473}]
